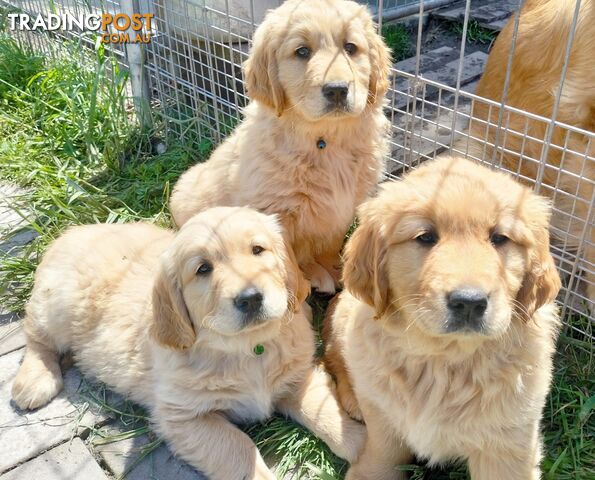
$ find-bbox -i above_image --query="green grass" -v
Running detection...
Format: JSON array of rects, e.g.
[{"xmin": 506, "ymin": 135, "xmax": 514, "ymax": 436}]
[
  {"xmin": 381, "ymin": 23, "xmax": 412, "ymax": 62},
  {"xmin": 449, "ymin": 19, "xmax": 496, "ymax": 45},
  {"xmin": 543, "ymin": 317, "xmax": 594, "ymax": 479},
  {"xmin": 0, "ymin": 34, "xmax": 593, "ymax": 480}
]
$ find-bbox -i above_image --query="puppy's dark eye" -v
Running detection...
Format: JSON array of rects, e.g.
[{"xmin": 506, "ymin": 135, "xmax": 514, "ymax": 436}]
[
  {"xmin": 295, "ymin": 46, "xmax": 311, "ymax": 59},
  {"xmin": 252, "ymin": 245, "xmax": 264, "ymax": 255},
  {"xmin": 416, "ymin": 231, "xmax": 438, "ymax": 246},
  {"xmin": 490, "ymin": 233, "xmax": 509, "ymax": 247},
  {"xmin": 196, "ymin": 262, "xmax": 213, "ymax": 275},
  {"xmin": 344, "ymin": 42, "xmax": 357, "ymax": 55}
]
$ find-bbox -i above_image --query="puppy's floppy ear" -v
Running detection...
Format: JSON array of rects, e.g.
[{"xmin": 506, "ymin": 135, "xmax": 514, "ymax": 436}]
[
  {"xmin": 243, "ymin": 13, "xmax": 286, "ymax": 116},
  {"xmin": 364, "ymin": 16, "xmax": 392, "ymax": 106},
  {"xmin": 151, "ymin": 252, "xmax": 196, "ymax": 350},
  {"xmin": 342, "ymin": 203, "xmax": 389, "ymax": 316},
  {"xmin": 516, "ymin": 195, "xmax": 561, "ymax": 319}
]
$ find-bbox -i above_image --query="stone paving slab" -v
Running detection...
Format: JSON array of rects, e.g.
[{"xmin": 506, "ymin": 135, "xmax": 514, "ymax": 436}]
[
  {"xmin": 422, "ymin": 51, "xmax": 488, "ymax": 92},
  {"xmin": 389, "ymin": 79, "xmax": 480, "ymax": 172},
  {"xmin": 390, "ymin": 100, "xmax": 472, "ymax": 172},
  {"xmin": 391, "ymin": 50, "xmax": 487, "ymax": 109},
  {"xmin": 394, "ymin": 46, "xmax": 456, "ymax": 76},
  {"xmin": 94, "ymin": 426, "xmax": 207, "ymax": 480},
  {"xmin": 0, "ymin": 350, "xmax": 114, "ymax": 473},
  {"xmin": 483, "ymin": 19, "xmax": 509, "ymax": 31},
  {"xmin": 0, "ymin": 316, "xmax": 25, "ymax": 356},
  {"xmin": 0, "ymin": 437, "xmax": 109, "ymax": 480},
  {"xmin": 433, "ymin": 0, "xmax": 517, "ymax": 24}
]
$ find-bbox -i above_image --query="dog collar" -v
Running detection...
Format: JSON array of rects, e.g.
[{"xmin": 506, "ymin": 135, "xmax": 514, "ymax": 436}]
[
  {"xmin": 253, "ymin": 344, "xmax": 265, "ymax": 355},
  {"xmin": 317, "ymin": 138, "xmax": 326, "ymax": 149}
]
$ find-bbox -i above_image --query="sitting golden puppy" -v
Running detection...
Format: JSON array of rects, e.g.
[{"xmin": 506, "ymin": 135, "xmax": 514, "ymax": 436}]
[
  {"xmin": 466, "ymin": 0, "xmax": 594, "ymax": 301},
  {"xmin": 170, "ymin": 0, "xmax": 392, "ymax": 294},
  {"xmin": 12, "ymin": 207, "xmax": 365, "ymax": 480},
  {"xmin": 324, "ymin": 157, "xmax": 561, "ymax": 479}
]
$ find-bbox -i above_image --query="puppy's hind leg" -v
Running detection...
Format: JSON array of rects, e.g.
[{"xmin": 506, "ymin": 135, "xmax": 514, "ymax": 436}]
[{"xmin": 12, "ymin": 327, "xmax": 63, "ymax": 410}]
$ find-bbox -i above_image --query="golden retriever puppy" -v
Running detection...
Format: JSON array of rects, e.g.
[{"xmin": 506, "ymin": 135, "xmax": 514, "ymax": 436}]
[
  {"xmin": 11, "ymin": 207, "xmax": 365, "ymax": 480},
  {"xmin": 465, "ymin": 0, "xmax": 594, "ymax": 301},
  {"xmin": 324, "ymin": 156, "xmax": 562, "ymax": 479},
  {"xmin": 169, "ymin": 0, "xmax": 392, "ymax": 294}
]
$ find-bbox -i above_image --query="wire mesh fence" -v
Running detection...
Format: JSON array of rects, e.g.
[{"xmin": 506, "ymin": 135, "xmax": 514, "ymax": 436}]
[{"xmin": 1, "ymin": 0, "xmax": 593, "ymax": 330}]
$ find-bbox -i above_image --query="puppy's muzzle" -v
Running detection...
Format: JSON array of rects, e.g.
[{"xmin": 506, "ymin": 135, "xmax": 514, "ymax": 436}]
[
  {"xmin": 322, "ymin": 82, "xmax": 349, "ymax": 109},
  {"xmin": 233, "ymin": 287, "xmax": 264, "ymax": 323},
  {"xmin": 445, "ymin": 288, "xmax": 488, "ymax": 333}
]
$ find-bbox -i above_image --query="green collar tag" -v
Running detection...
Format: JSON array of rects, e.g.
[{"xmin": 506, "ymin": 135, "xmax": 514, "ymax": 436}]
[{"xmin": 253, "ymin": 344, "xmax": 265, "ymax": 356}]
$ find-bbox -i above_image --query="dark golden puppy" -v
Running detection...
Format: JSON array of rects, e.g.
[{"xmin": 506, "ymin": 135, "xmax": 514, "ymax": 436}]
[
  {"xmin": 324, "ymin": 156, "xmax": 561, "ymax": 480},
  {"xmin": 465, "ymin": 0, "xmax": 594, "ymax": 302}
]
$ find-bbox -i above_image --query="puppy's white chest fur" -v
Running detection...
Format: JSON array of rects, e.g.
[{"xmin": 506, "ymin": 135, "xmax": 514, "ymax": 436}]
[
  {"xmin": 233, "ymin": 146, "xmax": 377, "ymax": 255},
  {"xmin": 347, "ymin": 304, "xmax": 556, "ymax": 464},
  {"xmin": 152, "ymin": 314, "xmax": 315, "ymax": 424}
]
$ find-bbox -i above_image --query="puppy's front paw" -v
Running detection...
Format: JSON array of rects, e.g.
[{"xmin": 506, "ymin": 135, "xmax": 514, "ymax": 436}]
[
  {"xmin": 12, "ymin": 359, "xmax": 63, "ymax": 410},
  {"xmin": 309, "ymin": 266, "xmax": 336, "ymax": 294},
  {"xmin": 10, "ymin": 342, "xmax": 64, "ymax": 411},
  {"xmin": 339, "ymin": 419, "xmax": 367, "ymax": 464},
  {"xmin": 252, "ymin": 455, "xmax": 277, "ymax": 480},
  {"xmin": 346, "ymin": 464, "xmax": 407, "ymax": 480}
]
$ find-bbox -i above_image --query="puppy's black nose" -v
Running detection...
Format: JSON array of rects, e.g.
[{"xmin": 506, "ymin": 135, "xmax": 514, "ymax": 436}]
[
  {"xmin": 446, "ymin": 288, "xmax": 488, "ymax": 330},
  {"xmin": 322, "ymin": 82, "xmax": 348, "ymax": 104},
  {"xmin": 233, "ymin": 288, "xmax": 263, "ymax": 316}
]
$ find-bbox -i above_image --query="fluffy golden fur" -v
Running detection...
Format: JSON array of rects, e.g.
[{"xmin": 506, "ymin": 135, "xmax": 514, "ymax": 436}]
[
  {"xmin": 324, "ymin": 156, "xmax": 562, "ymax": 479},
  {"xmin": 169, "ymin": 0, "xmax": 392, "ymax": 293},
  {"xmin": 12, "ymin": 207, "xmax": 364, "ymax": 480},
  {"xmin": 464, "ymin": 0, "xmax": 594, "ymax": 301}
]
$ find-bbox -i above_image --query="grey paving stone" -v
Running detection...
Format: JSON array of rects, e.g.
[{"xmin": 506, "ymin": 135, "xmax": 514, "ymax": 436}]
[
  {"xmin": 0, "ymin": 350, "xmax": 115, "ymax": 473},
  {"xmin": 394, "ymin": 46, "xmax": 456, "ymax": 76},
  {"xmin": 94, "ymin": 426, "xmax": 207, "ymax": 480},
  {"xmin": 0, "ymin": 316, "xmax": 25, "ymax": 356},
  {"xmin": 390, "ymin": 99, "xmax": 472, "ymax": 172},
  {"xmin": 0, "ymin": 437, "xmax": 109, "ymax": 480},
  {"xmin": 391, "ymin": 51, "xmax": 488, "ymax": 109},
  {"xmin": 470, "ymin": 3, "xmax": 515, "ymax": 23},
  {"xmin": 390, "ymin": 80, "xmax": 476, "ymax": 172},
  {"xmin": 433, "ymin": 0, "xmax": 517, "ymax": 24},
  {"xmin": 424, "ymin": 51, "xmax": 488, "ymax": 90},
  {"xmin": 481, "ymin": 18, "xmax": 509, "ymax": 31},
  {"xmin": 433, "ymin": 5, "xmax": 467, "ymax": 22},
  {"xmin": 461, "ymin": 79, "xmax": 479, "ymax": 94}
]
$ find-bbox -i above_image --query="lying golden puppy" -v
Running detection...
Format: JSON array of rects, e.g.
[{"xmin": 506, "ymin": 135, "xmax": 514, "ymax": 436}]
[
  {"xmin": 466, "ymin": 0, "xmax": 594, "ymax": 301},
  {"xmin": 170, "ymin": 0, "xmax": 392, "ymax": 294},
  {"xmin": 324, "ymin": 157, "xmax": 561, "ymax": 479},
  {"xmin": 12, "ymin": 207, "xmax": 364, "ymax": 480}
]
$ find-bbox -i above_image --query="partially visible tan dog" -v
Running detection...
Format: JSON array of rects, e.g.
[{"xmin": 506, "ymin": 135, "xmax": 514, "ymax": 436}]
[
  {"xmin": 12, "ymin": 207, "xmax": 365, "ymax": 480},
  {"xmin": 324, "ymin": 157, "xmax": 561, "ymax": 479},
  {"xmin": 465, "ymin": 0, "xmax": 594, "ymax": 301},
  {"xmin": 170, "ymin": 0, "xmax": 392, "ymax": 294}
]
